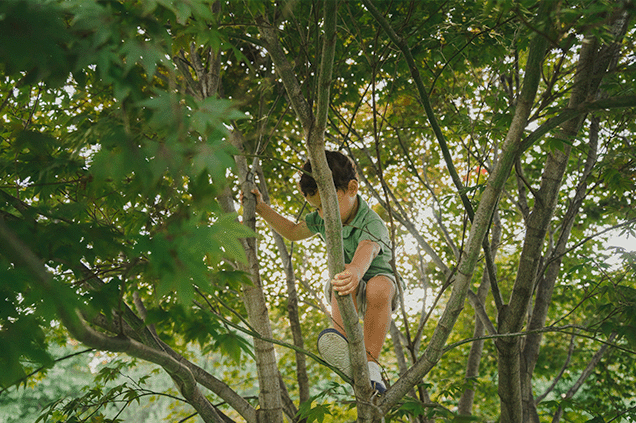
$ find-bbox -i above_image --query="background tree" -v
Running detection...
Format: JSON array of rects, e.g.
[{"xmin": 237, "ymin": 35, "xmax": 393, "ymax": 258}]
[{"xmin": 1, "ymin": 1, "xmax": 635, "ymax": 423}]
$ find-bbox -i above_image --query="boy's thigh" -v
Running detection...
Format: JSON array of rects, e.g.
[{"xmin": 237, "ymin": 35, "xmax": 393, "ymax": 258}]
[{"xmin": 325, "ymin": 274, "xmax": 398, "ymax": 320}]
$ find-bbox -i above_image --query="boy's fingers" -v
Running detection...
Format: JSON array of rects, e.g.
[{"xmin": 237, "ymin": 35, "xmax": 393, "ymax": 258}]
[
  {"xmin": 338, "ymin": 286, "xmax": 353, "ymax": 296},
  {"xmin": 333, "ymin": 279, "xmax": 355, "ymax": 294},
  {"xmin": 332, "ymin": 275, "xmax": 348, "ymax": 284},
  {"xmin": 335, "ymin": 283, "xmax": 349, "ymax": 294},
  {"xmin": 334, "ymin": 270, "xmax": 350, "ymax": 280}
]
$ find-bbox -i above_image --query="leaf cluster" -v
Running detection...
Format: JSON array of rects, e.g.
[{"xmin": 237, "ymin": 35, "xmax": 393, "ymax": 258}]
[{"xmin": 0, "ymin": 0, "xmax": 253, "ymax": 394}]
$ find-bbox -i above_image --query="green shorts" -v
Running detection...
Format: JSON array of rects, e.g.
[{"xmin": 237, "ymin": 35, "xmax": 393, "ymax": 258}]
[{"xmin": 324, "ymin": 273, "xmax": 400, "ymax": 320}]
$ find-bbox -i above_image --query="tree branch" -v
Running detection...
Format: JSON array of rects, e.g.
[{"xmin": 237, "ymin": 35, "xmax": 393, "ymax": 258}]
[
  {"xmin": 259, "ymin": 17, "xmax": 313, "ymax": 131},
  {"xmin": 314, "ymin": 0, "xmax": 337, "ymax": 137},
  {"xmin": 520, "ymin": 95, "xmax": 636, "ymax": 153},
  {"xmin": 229, "ymin": 130, "xmax": 285, "ymax": 423},
  {"xmin": 360, "ymin": 0, "xmax": 472, "ymax": 217}
]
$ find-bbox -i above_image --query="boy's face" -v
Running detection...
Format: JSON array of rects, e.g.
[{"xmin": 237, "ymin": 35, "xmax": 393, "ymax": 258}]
[{"xmin": 305, "ymin": 180, "xmax": 359, "ymax": 225}]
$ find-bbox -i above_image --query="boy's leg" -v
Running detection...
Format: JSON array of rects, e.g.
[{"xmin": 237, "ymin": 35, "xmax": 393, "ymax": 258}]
[
  {"xmin": 329, "ymin": 276, "xmax": 394, "ymax": 361},
  {"xmin": 329, "ymin": 288, "xmax": 358, "ymax": 336},
  {"xmin": 363, "ymin": 275, "xmax": 395, "ymax": 363},
  {"xmin": 325, "ymin": 276, "xmax": 394, "ymax": 393}
]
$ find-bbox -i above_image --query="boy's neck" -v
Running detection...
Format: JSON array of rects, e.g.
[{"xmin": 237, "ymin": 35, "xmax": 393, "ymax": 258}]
[{"xmin": 343, "ymin": 195, "xmax": 359, "ymax": 225}]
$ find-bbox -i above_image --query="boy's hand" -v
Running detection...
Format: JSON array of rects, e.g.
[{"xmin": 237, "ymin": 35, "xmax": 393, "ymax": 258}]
[
  {"xmin": 240, "ymin": 188, "xmax": 265, "ymax": 212},
  {"xmin": 332, "ymin": 265, "xmax": 363, "ymax": 296}
]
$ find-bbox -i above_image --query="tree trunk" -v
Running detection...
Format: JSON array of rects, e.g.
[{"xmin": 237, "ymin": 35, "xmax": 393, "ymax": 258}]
[
  {"xmin": 458, "ymin": 212, "xmax": 502, "ymax": 415},
  {"xmin": 519, "ymin": 10, "xmax": 630, "ymax": 419},
  {"xmin": 173, "ymin": 19, "xmax": 283, "ymax": 421},
  {"xmin": 256, "ymin": 164, "xmax": 311, "ymax": 407},
  {"xmin": 230, "ymin": 131, "xmax": 284, "ymax": 423},
  {"xmin": 521, "ymin": 116, "xmax": 599, "ymax": 422}
]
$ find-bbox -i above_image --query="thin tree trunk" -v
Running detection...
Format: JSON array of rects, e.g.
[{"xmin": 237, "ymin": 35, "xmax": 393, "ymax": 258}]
[
  {"xmin": 520, "ymin": 9, "xmax": 630, "ymax": 416},
  {"xmin": 230, "ymin": 131, "xmax": 284, "ymax": 423},
  {"xmin": 458, "ymin": 212, "xmax": 502, "ymax": 415},
  {"xmin": 521, "ymin": 115, "xmax": 599, "ymax": 422},
  {"xmin": 496, "ymin": 20, "xmax": 604, "ymax": 421},
  {"xmin": 172, "ymin": 22, "xmax": 277, "ymax": 422},
  {"xmin": 260, "ymin": 3, "xmax": 376, "ymax": 420},
  {"xmin": 255, "ymin": 164, "xmax": 311, "ymax": 407}
]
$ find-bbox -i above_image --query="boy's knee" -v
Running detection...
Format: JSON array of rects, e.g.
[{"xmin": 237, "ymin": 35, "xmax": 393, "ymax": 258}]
[{"xmin": 366, "ymin": 276, "xmax": 395, "ymax": 306}]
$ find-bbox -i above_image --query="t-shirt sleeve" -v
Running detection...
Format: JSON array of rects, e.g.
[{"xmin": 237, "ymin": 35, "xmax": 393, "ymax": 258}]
[
  {"xmin": 357, "ymin": 216, "xmax": 391, "ymax": 253},
  {"xmin": 305, "ymin": 211, "xmax": 324, "ymax": 235}
]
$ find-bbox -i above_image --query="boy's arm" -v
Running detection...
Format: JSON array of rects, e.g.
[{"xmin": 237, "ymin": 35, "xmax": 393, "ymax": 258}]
[
  {"xmin": 332, "ymin": 240, "xmax": 380, "ymax": 296},
  {"xmin": 256, "ymin": 202, "xmax": 313, "ymax": 241},
  {"xmin": 245, "ymin": 189, "xmax": 313, "ymax": 241}
]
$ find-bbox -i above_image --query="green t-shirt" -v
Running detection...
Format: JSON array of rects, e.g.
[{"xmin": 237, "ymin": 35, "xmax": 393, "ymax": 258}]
[{"xmin": 305, "ymin": 195, "xmax": 394, "ymax": 280}]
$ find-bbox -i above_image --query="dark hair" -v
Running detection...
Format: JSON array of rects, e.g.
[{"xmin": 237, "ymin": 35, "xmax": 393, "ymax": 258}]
[{"xmin": 299, "ymin": 150, "xmax": 358, "ymax": 197}]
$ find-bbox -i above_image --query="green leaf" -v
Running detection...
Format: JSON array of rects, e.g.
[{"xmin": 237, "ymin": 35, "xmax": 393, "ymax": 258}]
[
  {"xmin": 297, "ymin": 401, "xmax": 333, "ymax": 423},
  {"xmin": 212, "ymin": 330, "xmax": 254, "ymax": 364}
]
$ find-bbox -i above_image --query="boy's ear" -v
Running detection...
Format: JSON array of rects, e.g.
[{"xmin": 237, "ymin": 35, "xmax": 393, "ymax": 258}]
[{"xmin": 348, "ymin": 179, "xmax": 359, "ymax": 194}]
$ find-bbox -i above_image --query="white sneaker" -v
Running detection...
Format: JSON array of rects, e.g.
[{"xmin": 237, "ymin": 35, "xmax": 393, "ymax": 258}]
[
  {"xmin": 317, "ymin": 329, "xmax": 387, "ymax": 393},
  {"xmin": 368, "ymin": 361, "xmax": 386, "ymax": 394},
  {"xmin": 317, "ymin": 328, "xmax": 352, "ymax": 379}
]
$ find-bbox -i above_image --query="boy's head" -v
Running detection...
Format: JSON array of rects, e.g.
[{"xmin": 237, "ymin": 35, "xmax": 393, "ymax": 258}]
[{"xmin": 299, "ymin": 150, "xmax": 358, "ymax": 197}]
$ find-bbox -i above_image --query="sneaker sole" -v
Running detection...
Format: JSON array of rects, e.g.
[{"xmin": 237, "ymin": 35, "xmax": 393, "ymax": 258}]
[{"xmin": 317, "ymin": 328, "xmax": 352, "ymax": 379}]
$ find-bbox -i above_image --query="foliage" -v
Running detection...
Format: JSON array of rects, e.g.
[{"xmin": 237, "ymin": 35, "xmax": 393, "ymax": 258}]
[
  {"xmin": 1, "ymin": 342, "xmax": 215, "ymax": 423},
  {"xmin": 0, "ymin": 0, "xmax": 250, "ymax": 390}
]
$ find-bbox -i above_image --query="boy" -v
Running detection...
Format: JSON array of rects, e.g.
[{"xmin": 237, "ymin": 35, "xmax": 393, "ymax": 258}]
[{"xmin": 244, "ymin": 150, "xmax": 399, "ymax": 393}]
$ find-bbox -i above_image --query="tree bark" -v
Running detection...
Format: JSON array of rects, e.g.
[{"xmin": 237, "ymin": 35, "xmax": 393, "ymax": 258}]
[
  {"xmin": 519, "ymin": 10, "xmax": 630, "ymax": 419},
  {"xmin": 255, "ymin": 163, "xmax": 311, "ymax": 407},
  {"xmin": 229, "ymin": 131, "xmax": 284, "ymax": 423},
  {"xmin": 521, "ymin": 116, "xmax": 599, "ymax": 422},
  {"xmin": 497, "ymin": 40, "xmax": 592, "ymax": 422},
  {"xmin": 458, "ymin": 212, "xmax": 502, "ymax": 415}
]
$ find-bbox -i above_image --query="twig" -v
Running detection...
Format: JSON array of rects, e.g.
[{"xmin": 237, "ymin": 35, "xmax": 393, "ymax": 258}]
[{"xmin": 442, "ymin": 325, "xmax": 633, "ymax": 356}]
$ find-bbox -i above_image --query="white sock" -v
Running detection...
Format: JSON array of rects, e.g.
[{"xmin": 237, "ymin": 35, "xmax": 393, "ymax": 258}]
[{"xmin": 368, "ymin": 361, "xmax": 382, "ymax": 382}]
